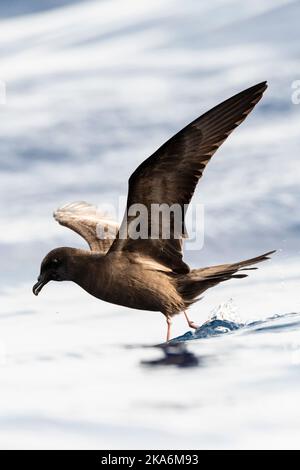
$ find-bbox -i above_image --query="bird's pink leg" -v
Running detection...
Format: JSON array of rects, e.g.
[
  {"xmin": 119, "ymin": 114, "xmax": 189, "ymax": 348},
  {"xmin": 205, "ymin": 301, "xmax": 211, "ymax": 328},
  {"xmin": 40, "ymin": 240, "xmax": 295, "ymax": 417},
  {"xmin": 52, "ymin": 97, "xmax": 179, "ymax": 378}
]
[
  {"xmin": 166, "ymin": 316, "xmax": 172, "ymax": 342},
  {"xmin": 184, "ymin": 311, "xmax": 199, "ymax": 330}
]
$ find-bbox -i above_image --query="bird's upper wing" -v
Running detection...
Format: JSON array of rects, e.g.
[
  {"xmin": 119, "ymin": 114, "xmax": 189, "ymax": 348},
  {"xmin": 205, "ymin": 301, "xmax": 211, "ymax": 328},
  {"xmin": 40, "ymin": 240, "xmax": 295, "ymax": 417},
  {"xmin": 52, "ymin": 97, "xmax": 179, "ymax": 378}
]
[
  {"xmin": 108, "ymin": 82, "xmax": 268, "ymax": 272},
  {"xmin": 54, "ymin": 201, "xmax": 119, "ymax": 253}
]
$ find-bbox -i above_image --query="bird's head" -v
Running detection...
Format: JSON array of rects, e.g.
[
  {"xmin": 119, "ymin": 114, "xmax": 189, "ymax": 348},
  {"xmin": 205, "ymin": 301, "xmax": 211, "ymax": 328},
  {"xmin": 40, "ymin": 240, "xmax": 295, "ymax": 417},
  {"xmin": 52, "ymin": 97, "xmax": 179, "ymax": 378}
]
[{"xmin": 32, "ymin": 247, "xmax": 74, "ymax": 296}]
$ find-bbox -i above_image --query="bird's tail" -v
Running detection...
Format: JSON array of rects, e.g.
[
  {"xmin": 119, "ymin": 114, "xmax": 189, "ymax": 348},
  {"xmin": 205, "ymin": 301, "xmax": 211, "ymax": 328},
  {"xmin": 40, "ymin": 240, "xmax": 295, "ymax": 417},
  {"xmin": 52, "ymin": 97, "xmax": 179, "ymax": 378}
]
[{"xmin": 176, "ymin": 250, "xmax": 276, "ymax": 308}]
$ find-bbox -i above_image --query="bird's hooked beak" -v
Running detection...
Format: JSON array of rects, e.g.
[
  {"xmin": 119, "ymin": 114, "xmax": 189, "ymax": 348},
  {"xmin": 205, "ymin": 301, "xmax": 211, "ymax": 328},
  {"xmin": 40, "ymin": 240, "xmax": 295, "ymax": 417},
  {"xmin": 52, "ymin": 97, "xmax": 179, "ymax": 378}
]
[{"xmin": 32, "ymin": 274, "xmax": 49, "ymax": 296}]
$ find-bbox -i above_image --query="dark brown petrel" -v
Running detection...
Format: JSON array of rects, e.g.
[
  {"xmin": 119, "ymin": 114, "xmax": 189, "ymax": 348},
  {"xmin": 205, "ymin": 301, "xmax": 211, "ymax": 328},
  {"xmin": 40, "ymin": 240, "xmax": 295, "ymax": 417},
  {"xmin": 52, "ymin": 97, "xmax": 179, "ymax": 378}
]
[{"xmin": 33, "ymin": 82, "xmax": 275, "ymax": 341}]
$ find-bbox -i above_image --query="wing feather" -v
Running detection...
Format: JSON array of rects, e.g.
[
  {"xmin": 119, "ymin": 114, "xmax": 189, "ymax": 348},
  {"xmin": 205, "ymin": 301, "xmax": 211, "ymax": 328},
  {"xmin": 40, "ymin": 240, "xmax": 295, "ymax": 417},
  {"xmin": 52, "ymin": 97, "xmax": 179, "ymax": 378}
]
[
  {"xmin": 109, "ymin": 82, "xmax": 267, "ymax": 272},
  {"xmin": 54, "ymin": 201, "xmax": 119, "ymax": 253}
]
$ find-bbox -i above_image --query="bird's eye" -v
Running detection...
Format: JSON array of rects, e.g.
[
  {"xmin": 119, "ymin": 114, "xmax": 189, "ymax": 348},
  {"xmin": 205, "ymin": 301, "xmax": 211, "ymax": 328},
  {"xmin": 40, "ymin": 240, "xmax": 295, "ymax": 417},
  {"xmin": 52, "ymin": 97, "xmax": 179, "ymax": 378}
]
[{"xmin": 52, "ymin": 258, "xmax": 60, "ymax": 265}]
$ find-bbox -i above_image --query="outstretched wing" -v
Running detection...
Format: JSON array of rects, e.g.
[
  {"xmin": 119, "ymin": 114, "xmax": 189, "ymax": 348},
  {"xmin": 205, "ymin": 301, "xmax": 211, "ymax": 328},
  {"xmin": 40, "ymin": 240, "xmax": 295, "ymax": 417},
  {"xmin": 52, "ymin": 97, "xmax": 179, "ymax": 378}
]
[
  {"xmin": 108, "ymin": 82, "xmax": 268, "ymax": 272},
  {"xmin": 54, "ymin": 201, "xmax": 119, "ymax": 253}
]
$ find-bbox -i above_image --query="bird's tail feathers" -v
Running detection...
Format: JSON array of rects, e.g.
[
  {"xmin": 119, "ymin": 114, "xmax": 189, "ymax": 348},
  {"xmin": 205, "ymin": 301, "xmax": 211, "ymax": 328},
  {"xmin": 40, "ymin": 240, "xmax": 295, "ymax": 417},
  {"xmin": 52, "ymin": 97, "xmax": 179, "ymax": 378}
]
[{"xmin": 176, "ymin": 250, "xmax": 276, "ymax": 307}]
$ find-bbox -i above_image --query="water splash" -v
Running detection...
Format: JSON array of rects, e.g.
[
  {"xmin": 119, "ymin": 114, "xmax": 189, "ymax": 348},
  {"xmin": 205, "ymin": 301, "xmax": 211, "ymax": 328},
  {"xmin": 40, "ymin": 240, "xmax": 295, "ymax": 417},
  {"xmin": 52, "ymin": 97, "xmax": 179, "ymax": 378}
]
[
  {"xmin": 171, "ymin": 303, "xmax": 300, "ymax": 344},
  {"xmin": 208, "ymin": 298, "xmax": 242, "ymax": 323},
  {"xmin": 141, "ymin": 311, "xmax": 300, "ymax": 370},
  {"xmin": 172, "ymin": 299, "xmax": 244, "ymax": 342}
]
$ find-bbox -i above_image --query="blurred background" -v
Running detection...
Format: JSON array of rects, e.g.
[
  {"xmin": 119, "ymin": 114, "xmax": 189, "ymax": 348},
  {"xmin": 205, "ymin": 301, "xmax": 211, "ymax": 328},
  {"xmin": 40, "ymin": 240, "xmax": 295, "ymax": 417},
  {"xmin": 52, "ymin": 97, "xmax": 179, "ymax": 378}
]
[{"xmin": 0, "ymin": 0, "xmax": 299, "ymax": 450}]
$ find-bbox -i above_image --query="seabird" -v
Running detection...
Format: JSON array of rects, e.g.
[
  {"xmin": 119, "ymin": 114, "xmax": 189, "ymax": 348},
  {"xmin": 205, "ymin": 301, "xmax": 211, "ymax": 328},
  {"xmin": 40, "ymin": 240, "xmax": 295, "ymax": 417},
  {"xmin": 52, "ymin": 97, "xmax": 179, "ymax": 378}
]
[{"xmin": 33, "ymin": 82, "xmax": 275, "ymax": 341}]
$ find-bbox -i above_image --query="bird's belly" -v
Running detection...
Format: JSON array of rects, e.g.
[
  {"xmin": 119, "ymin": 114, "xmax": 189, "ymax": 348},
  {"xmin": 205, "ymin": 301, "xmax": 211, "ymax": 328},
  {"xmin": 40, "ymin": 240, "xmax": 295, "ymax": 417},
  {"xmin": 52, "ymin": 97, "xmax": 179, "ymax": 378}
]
[
  {"xmin": 90, "ymin": 265, "xmax": 180, "ymax": 314},
  {"xmin": 104, "ymin": 289, "xmax": 161, "ymax": 312},
  {"xmin": 101, "ymin": 274, "xmax": 163, "ymax": 312}
]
